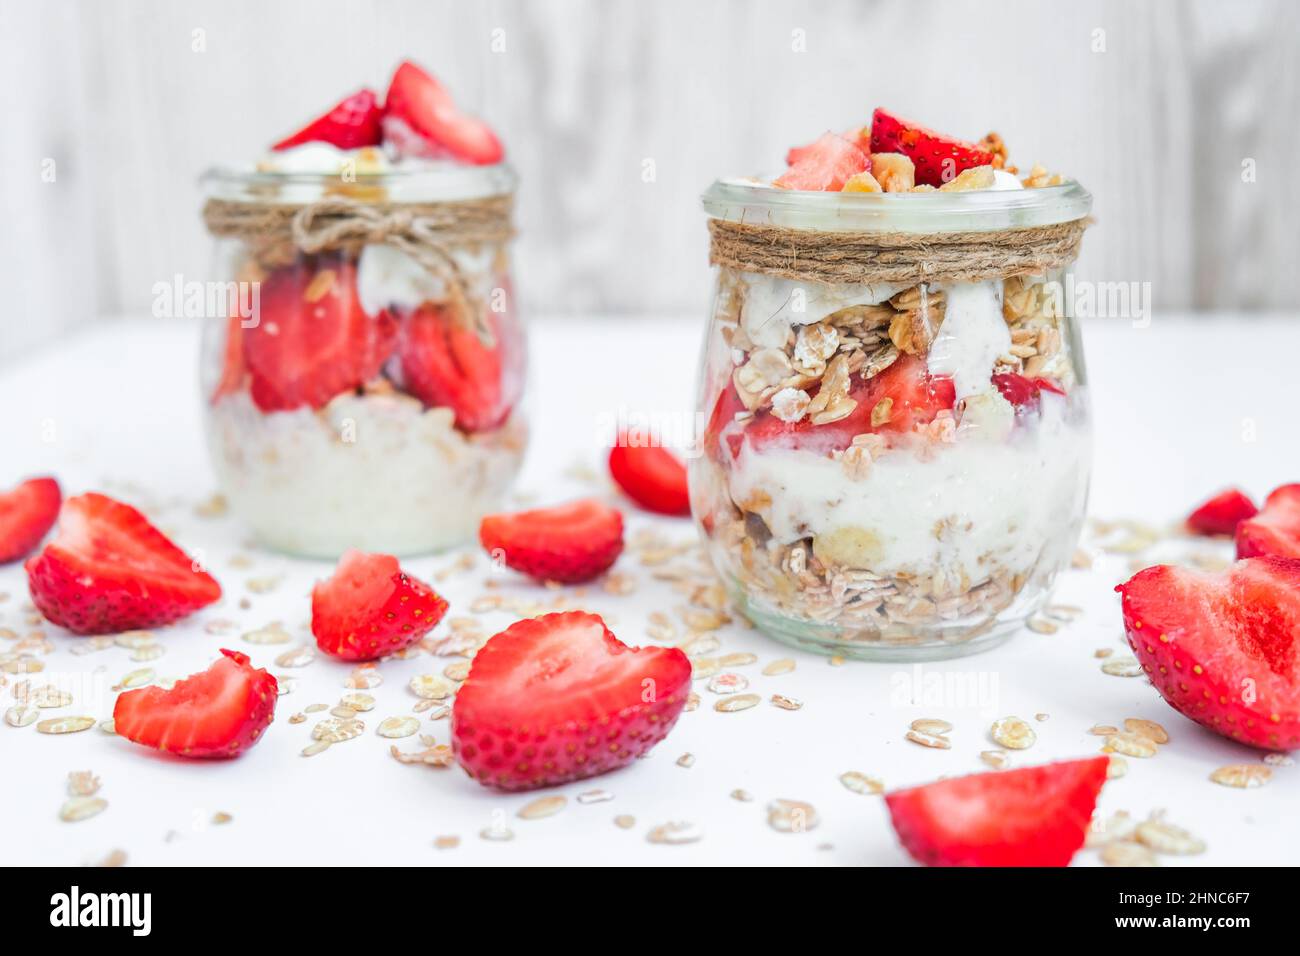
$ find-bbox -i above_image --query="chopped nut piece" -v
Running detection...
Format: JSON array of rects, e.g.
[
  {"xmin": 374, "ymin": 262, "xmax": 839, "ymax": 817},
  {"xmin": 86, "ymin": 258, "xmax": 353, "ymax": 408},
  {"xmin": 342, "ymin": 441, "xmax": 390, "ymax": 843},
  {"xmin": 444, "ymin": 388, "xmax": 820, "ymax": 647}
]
[{"xmin": 870, "ymin": 152, "xmax": 915, "ymax": 192}]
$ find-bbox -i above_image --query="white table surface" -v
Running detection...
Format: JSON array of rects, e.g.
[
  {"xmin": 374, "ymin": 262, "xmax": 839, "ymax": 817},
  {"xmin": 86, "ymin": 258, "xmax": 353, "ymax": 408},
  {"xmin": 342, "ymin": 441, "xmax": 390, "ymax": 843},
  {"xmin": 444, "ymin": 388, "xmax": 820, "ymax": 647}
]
[{"xmin": 2, "ymin": 313, "xmax": 1298, "ymax": 867}]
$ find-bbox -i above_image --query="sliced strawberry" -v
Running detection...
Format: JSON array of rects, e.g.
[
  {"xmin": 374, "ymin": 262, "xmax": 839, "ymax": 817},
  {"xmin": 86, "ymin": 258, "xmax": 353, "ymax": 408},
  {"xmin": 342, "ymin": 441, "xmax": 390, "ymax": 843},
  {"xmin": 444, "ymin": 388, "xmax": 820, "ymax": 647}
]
[
  {"xmin": 991, "ymin": 372, "xmax": 1066, "ymax": 410},
  {"xmin": 272, "ymin": 88, "xmax": 383, "ymax": 152},
  {"xmin": 451, "ymin": 611, "xmax": 691, "ymax": 790},
  {"xmin": 311, "ymin": 550, "xmax": 449, "ymax": 662},
  {"xmin": 398, "ymin": 304, "xmax": 514, "ymax": 431},
  {"xmin": 744, "ymin": 355, "xmax": 955, "ymax": 455},
  {"xmin": 786, "ymin": 126, "xmax": 871, "ymax": 166},
  {"xmin": 1236, "ymin": 484, "xmax": 1300, "ymax": 559},
  {"xmin": 870, "ymin": 108, "xmax": 993, "ymax": 188},
  {"xmin": 243, "ymin": 260, "xmax": 396, "ymax": 413},
  {"xmin": 608, "ymin": 439, "xmax": 690, "ymax": 516},
  {"xmin": 479, "ymin": 499, "xmax": 623, "ymax": 584},
  {"xmin": 0, "ymin": 477, "xmax": 61, "ymax": 564},
  {"xmin": 885, "ymin": 757, "xmax": 1109, "ymax": 866},
  {"xmin": 26, "ymin": 493, "xmax": 221, "ymax": 635},
  {"xmin": 1116, "ymin": 557, "xmax": 1300, "ymax": 750},
  {"xmin": 210, "ymin": 314, "xmax": 247, "ymax": 403},
  {"xmin": 383, "ymin": 60, "xmax": 504, "ymax": 165},
  {"xmin": 113, "ymin": 649, "xmax": 277, "ymax": 759},
  {"xmin": 703, "ymin": 383, "xmax": 747, "ymax": 463},
  {"xmin": 1187, "ymin": 488, "xmax": 1258, "ymax": 537},
  {"xmin": 774, "ymin": 132, "xmax": 869, "ymax": 191}
]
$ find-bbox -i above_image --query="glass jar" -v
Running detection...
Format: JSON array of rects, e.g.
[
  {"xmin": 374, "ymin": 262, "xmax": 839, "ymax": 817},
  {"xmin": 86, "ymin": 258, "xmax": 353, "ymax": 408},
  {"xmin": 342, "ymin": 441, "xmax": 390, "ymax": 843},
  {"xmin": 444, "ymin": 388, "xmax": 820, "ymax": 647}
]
[
  {"xmin": 692, "ymin": 180, "xmax": 1093, "ymax": 660},
  {"xmin": 199, "ymin": 163, "xmax": 526, "ymax": 557}
]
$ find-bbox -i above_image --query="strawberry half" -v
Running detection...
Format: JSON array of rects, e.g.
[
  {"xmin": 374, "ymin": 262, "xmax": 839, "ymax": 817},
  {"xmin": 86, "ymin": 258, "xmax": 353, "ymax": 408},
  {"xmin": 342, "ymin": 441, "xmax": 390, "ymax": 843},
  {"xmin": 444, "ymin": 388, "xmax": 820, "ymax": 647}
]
[
  {"xmin": 479, "ymin": 498, "xmax": 624, "ymax": 584},
  {"xmin": 1236, "ymin": 484, "xmax": 1300, "ymax": 559},
  {"xmin": 774, "ymin": 132, "xmax": 869, "ymax": 191},
  {"xmin": 0, "ymin": 477, "xmax": 61, "ymax": 564},
  {"xmin": 608, "ymin": 439, "xmax": 690, "ymax": 516},
  {"xmin": 1116, "ymin": 557, "xmax": 1300, "ymax": 750},
  {"xmin": 311, "ymin": 550, "xmax": 449, "ymax": 662},
  {"xmin": 26, "ymin": 493, "xmax": 221, "ymax": 635},
  {"xmin": 210, "ymin": 313, "xmax": 247, "ymax": 403},
  {"xmin": 1187, "ymin": 488, "xmax": 1258, "ymax": 537},
  {"xmin": 398, "ymin": 305, "xmax": 516, "ymax": 432},
  {"xmin": 744, "ymin": 354, "xmax": 955, "ymax": 456},
  {"xmin": 884, "ymin": 757, "xmax": 1109, "ymax": 866},
  {"xmin": 113, "ymin": 649, "xmax": 277, "ymax": 759},
  {"xmin": 383, "ymin": 60, "xmax": 504, "ymax": 165},
  {"xmin": 243, "ymin": 260, "xmax": 397, "ymax": 413},
  {"xmin": 451, "ymin": 611, "xmax": 691, "ymax": 790},
  {"xmin": 272, "ymin": 88, "xmax": 383, "ymax": 151},
  {"xmin": 870, "ymin": 108, "xmax": 993, "ymax": 188}
]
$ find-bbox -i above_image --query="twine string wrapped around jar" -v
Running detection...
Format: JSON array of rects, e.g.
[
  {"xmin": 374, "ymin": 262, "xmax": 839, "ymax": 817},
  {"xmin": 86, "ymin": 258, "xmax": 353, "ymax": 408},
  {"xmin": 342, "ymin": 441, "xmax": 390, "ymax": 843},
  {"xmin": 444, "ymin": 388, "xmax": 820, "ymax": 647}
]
[
  {"xmin": 203, "ymin": 194, "xmax": 515, "ymax": 343},
  {"xmin": 707, "ymin": 216, "xmax": 1091, "ymax": 287}
]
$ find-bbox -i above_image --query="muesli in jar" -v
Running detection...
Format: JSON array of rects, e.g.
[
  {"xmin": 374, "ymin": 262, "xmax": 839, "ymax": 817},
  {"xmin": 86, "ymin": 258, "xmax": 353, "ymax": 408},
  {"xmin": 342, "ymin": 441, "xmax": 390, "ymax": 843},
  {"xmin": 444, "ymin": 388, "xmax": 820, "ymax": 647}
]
[
  {"xmin": 692, "ymin": 109, "xmax": 1093, "ymax": 660},
  {"xmin": 200, "ymin": 62, "xmax": 525, "ymax": 557}
]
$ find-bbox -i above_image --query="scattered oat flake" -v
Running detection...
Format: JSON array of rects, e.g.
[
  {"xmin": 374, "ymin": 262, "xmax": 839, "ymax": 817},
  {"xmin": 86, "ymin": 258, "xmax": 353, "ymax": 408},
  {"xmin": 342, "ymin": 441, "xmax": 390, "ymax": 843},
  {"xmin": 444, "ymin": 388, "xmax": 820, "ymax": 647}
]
[
  {"xmin": 434, "ymin": 835, "xmax": 460, "ymax": 849},
  {"xmin": 1135, "ymin": 819, "xmax": 1205, "ymax": 855},
  {"xmin": 340, "ymin": 692, "xmax": 375, "ymax": 712},
  {"xmin": 389, "ymin": 743, "xmax": 454, "ymax": 767},
  {"xmin": 714, "ymin": 694, "xmax": 760, "ymax": 713},
  {"xmin": 647, "ymin": 821, "xmax": 702, "ymax": 845},
  {"xmin": 980, "ymin": 750, "xmax": 1010, "ymax": 769},
  {"xmin": 768, "ymin": 799, "xmax": 819, "ymax": 833},
  {"xmin": 1210, "ymin": 764, "xmax": 1272, "ymax": 788},
  {"xmin": 1094, "ymin": 648, "xmax": 1114, "ymax": 659},
  {"xmin": 614, "ymin": 814, "xmax": 636, "ymax": 829},
  {"xmin": 304, "ymin": 703, "xmax": 328, "ymax": 713},
  {"xmin": 730, "ymin": 789, "xmax": 753, "ymax": 802},
  {"xmin": 116, "ymin": 668, "xmax": 155, "ymax": 690},
  {"xmin": 345, "ymin": 667, "xmax": 383, "ymax": 689},
  {"xmin": 1086, "ymin": 811, "xmax": 1137, "ymax": 847},
  {"xmin": 1101, "ymin": 842, "xmax": 1159, "ymax": 867},
  {"xmin": 910, "ymin": 718, "xmax": 952, "ymax": 735},
  {"xmin": 246, "ymin": 575, "xmax": 282, "ymax": 595},
  {"xmin": 409, "ymin": 674, "xmax": 454, "ymax": 700},
  {"xmin": 762, "ymin": 658, "xmax": 796, "ymax": 676},
  {"xmin": 301, "ymin": 740, "xmax": 332, "ymax": 757},
  {"xmin": 906, "ymin": 729, "xmax": 951, "ymax": 749},
  {"xmin": 717, "ymin": 652, "xmax": 757, "ymax": 668},
  {"xmin": 275, "ymin": 645, "xmax": 315, "ymax": 668},
  {"xmin": 5, "ymin": 704, "xmax": 39, "ymax": 727},
  {"xmin": 770, "ymin": 693, "xmax": 803, "ymax": 711},
  {"xmin": 38, "ymin": 716, "xmax": 95, "ymax": 735},
  {"xmin": 1263, "ymin": 753, "xmax": 1294, "ymax": 767},
  {"xmin": 480, "ymin": 825, "xmax": 515, "ymax": 842},
  {"xmin": 684, "ymin": 692, "xmax": 700, "ymax": 712},
  {"xmin": 443, "ymin": 660, "xmax": 472, "ymax": 682},
  {"xmin": 518, "ymin": 795, "xmax": 567, "ymax": 820},
  {"xmin": 990, "ymin": 717, "xmax": 1036, "ymax": 750},
  {"xmin": 330, "ymin": 705, "xmax": 357, "ymax": 719},
  {"xmin": 98, "ymin": 719, "xmax": 116, "ymax": 735},
  {"xmin": 212, "ymin": 811, "xmax": 233, "ymax": 825},
  {"xmin": 67, "ymin": 771, "xmax": 100, "ymax": 796},
  {"xmin": 706, "ymin": 672, "xmax": 748, "ymax": 695},
  {"xmin": 1107, "ymin": 755, "xmax": 1129, "ymax": 779},
  {"xmin": 1088, "ymin": 724, "xmax": 1120, "ymax": 736},
  {"xmin": 1123, "ymin": 718, "xmax": 1169, "ymax": 744},
  {"xmin": 204, "ymin": 619, "xmax": 238, "ymax": 635},
  {"xmin": 288, "ymin": 713, "xmax": 306, "ymax": 725},
  {"xmin": 1105, "ymin": 732, "xmax": 1157, "ymax": 758},
  {"xmin": 829, "ymin": 655, "xmax": 845, "ymax": 667},
  {"xmin": 1101, "ymin": 657, "xmax": 1144, "ymax": 677},
  {"xmin": 114, "ymin": 630, "xmax": 155, "ymax": 649},
  {"xmin": 1026, "ymin": 617, "xmax": 1058, "ymax": 634},
  {"xmin": 241, "ymin": 621, "xmax": 290, "ymax": 645},
  {"xmin": 840, "ymin": 771, "xmax": 884, "ymax": 795},
  {"xmin": 60, "ymin": 796, "xmax": 107, "ymax": 822},
  {"xmin": 577, "ymin": 789, "xmax": 614, "ymax": 805},
  {"xmin": 97, "ymin": 849, "xmax": 127, "ymax": 867},
  {"xmin": 377, "ymin": 716, "xmax": 419, "ymax": 739},
  {"xmin": 311, "ymin": 717, "xmax": 364, "ymax": 742}
]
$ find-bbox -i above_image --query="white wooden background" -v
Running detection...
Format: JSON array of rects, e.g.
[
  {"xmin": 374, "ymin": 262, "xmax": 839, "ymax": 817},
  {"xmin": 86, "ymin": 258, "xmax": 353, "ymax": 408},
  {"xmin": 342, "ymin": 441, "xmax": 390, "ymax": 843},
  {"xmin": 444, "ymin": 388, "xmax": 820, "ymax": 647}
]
[{"xmin": 1, "ymin": 0, "xmax": 1297, "ymax": 364}]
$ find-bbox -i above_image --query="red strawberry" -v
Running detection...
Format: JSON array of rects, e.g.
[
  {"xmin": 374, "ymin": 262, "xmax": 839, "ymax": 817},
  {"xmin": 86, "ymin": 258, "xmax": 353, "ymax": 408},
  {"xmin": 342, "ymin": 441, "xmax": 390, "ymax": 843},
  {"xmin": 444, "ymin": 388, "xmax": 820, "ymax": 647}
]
[
  {"xmin": 243, "ymin": 260, "xmax": 396, "ymax": 413},
  {"xmin": 383, "ymin": 61, "xmax": 504, "ymax": 165},
  {"xmin": 1236, "ymin": 484, "xmax": 1300, "ymax": 559},
  {"xmin": 1187, "ymin": 488, "xmax": 1258, "ymax": 537},
  {"xmin": 479, "ymin": 498, "xmax": 623, "ymax": 584},
  {"xmin": 272, "ymin": 88, "xmax": 383, "ymax": 152},
  {"xmin": 210, "ymin": 313, "xmax": 247, "ymax": 403},
  {"xmin": 0, "ymin": 477, "xmax": 61, "ymax": 564},
  {"xmin": 608, "ymin": 440, "xmax": 690, "ymax": 516},
  {"xmin": 745, "ymin": 354, "xmax": 955, "ymax": 455},
  {"xmin": 885, "ymin": 757, "xmax": 1109, "ymax": 866},
  {"xmin": 113, "ymin": 649, "xmax": 277, "ymax": 759},
  {"xmin": 451, "ymin": 611, "xmax": 691, "ymax": 790},
  {"xmin": 398, "ymin": 304, "xmax": 516, "ymax": 432},
  {"xmin": 774, "ymin": 132, "xmax": 869, "ymax": 191},
  {"xmin": 702, "ymin": 383, "xmax": 747, "ymax": 463},
  {"xmin": 991, "ymin": 372, "xmax": 1067, "ymax": 410},
  {"xmin": 870, "ymin": 108, "xmax": 993, "ymax": 187},
  {"xmin": 1116, "ymin": 557, "xmax": 1300, "ymax": 750},
  {"xmin": 311, "ymin": 550, "xmax": 449, "ymax": 661},
  {"xmin": 26, "ymin": 493, "xmax": 221, "ymax": 635}
]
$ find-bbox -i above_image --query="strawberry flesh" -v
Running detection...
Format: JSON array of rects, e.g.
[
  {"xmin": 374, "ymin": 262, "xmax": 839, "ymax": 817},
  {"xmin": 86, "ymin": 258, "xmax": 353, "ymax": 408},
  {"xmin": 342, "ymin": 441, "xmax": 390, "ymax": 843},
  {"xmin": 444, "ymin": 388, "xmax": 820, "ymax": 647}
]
[
  {"xmin": 703, "ymin": 383, "xmax": 748, "ymax": 463},
  {"xmin": 272, "ymin": 88, "xmax": 383, "ymax": 152},
  {"xmin": 451, "ymin": 611, "xmax": 691, "ymax": 790},
  {"xmin": 608, "ymin": 439, "xmax": 690, "ymax": 516},
  {"xmin": 0, "ymin": 477, "xmax": 61, "ymax": 564},
  {"xmin": 243, "ymin": 260, "xmax": 396, "ymax": 413},
  {"xmin": 114, "ymin": 649, "xmax": 277, "ymax": 759},
  {"xmin": 479, "ymin": 498, "xmax": 624, "ymax": 584},
  {"xmin": 774, "ymin": 132, "xmax": 869, "ymax": 191},
  {"xmin": 1236, "ymin": 484, "xmax": 1300, "ymax": 559},
  {"xmin": 383, "ymin": 60, "xmax": 504, "ymax": 165},
  {"xmin": 26, "ymin": 493, "xmax": 221, "ymax": 635},
  {"xmin": 870, "ymin": 108, "xmax": 993, "ymax": 187},
  {"xmin": 885, "ymin": 757, "xmax": 1109, "ymax": 866},
  {"xmin": 311, "ymin": 550, "xmax": 449, "ymax": 662},
  {"xmin": 398, "ymin": 304, "xmax": 516, "ymax": 432},
  {"xmin": 744, "ymin": 354, "xmax": 955, "ymax": 455},
  {"xmin": 786, "ymin": 126, "xmax": 871, "ymax": 166},
  {"xmin": 992, "ymin": 372, "xmax": 1067, "ymax": 410},
  {"xmin": 1116, "ymin": 557, "xmax": 1300, "ymax": 750},
  {"xmin": 1187, "ymin": 488, "xmax": 1258, "ymax": 537}
]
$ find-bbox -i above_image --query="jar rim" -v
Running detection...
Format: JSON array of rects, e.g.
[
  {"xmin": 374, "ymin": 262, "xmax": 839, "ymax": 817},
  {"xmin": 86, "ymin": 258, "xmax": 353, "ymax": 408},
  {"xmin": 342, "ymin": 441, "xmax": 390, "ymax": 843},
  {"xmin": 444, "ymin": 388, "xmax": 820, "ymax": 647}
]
[
  {"xmin": 701, "ymin": 177, "xmax": 1091, "ymax": 234},
  {"xmin": 201, "ymin": 161, "xmax": 518, "ymax": 203}
]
